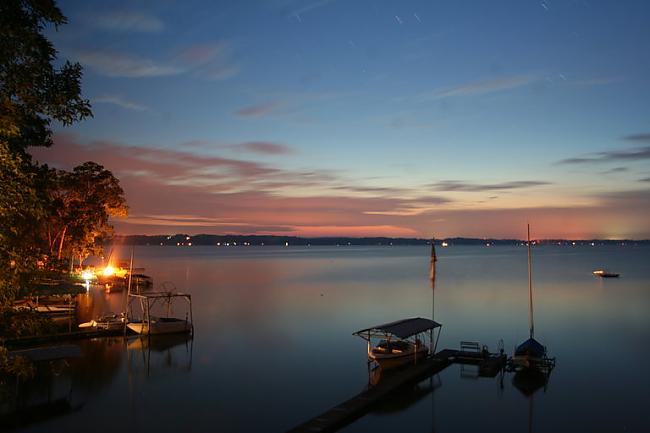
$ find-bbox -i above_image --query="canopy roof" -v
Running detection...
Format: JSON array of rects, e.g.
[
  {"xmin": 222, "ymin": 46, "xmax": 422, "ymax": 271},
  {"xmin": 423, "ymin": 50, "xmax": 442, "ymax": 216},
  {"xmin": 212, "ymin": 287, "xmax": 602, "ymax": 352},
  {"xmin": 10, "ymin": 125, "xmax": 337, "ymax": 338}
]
[{"xmin": 354, "ymin": 317, "xmax": 441, "ymax": 339}]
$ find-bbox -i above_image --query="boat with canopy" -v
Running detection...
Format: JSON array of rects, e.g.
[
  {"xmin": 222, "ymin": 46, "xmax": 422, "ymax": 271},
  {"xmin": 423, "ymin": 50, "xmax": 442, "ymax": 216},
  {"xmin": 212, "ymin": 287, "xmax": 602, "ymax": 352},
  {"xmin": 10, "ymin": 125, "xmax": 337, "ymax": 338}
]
[
  {"xmin": 354, "ymin": 317, "xmax": 441, "ymax": 369},
  {"xmin": 126, "ymin": 291, "xmax": 193, "ymax": 335}
]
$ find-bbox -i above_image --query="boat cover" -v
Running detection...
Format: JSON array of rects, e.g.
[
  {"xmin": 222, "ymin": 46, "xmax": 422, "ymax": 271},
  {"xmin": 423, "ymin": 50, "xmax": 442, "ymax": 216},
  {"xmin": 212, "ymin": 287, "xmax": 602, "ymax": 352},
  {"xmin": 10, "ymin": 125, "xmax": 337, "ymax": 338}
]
[
  {"xmin": 515, "ymin": 337, "xmax": 546, "ymax": 357},
  {"xmin": 354, "ymin": 317, "xmax": 441, "ymax": 339}
]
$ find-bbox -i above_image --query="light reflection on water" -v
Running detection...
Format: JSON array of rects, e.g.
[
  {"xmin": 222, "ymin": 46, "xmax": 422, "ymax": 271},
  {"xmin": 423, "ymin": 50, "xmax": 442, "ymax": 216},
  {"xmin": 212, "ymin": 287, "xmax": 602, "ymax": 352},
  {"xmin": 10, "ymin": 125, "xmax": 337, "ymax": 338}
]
[{"xmin": 2, "ymin": 245, "xmax": 649, "ymax": 432}]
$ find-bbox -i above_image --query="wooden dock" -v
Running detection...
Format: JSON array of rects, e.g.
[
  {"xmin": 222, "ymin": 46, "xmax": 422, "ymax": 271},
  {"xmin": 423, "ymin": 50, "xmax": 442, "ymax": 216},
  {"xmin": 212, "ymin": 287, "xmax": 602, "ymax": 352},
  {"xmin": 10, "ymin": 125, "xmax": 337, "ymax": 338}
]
[
  {"xmin": 3, "ymin": 328, "xmax": 125, "ymax": 349},
  {"xmin": 288, "ymin": 349, "xmax": 506, "ymax": 433},
  {"xmin": 438, "ymin": 348, "xmax": 507, "ymax": 377}
]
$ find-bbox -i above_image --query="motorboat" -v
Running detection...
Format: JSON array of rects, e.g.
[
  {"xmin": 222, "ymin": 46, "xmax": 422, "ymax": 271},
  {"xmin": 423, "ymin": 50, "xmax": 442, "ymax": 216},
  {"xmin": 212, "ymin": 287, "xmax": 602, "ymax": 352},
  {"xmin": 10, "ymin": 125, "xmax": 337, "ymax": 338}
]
[
  {"xmin": 126, "ymin": 291, "xmax": 193, "ymax": 335},
  {"xmin": 78, "ymin": 313, "xmax": 127, "ymax": 330},
  {"xmin": 592, "ymin": 269, "xmax": 620, "ymax": 278},
  {"xmin": 369, "ymin": 338, "xmax": 429, "ymax": 368},
  {"xmin": 354, "ymin": 317, "xmax": 441, "ymax": 370},
  {"xmin": 127, "ymin": 317, "xmax": 192, "ymax": 335}
]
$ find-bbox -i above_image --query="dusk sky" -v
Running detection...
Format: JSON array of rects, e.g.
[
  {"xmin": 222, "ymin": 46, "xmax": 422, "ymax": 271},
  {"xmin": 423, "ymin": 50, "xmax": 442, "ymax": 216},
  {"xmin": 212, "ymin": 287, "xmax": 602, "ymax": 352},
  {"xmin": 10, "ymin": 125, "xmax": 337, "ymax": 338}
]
[{"xmin": 31, "ymin": 0, "xmax": 650, "ymax": 239}]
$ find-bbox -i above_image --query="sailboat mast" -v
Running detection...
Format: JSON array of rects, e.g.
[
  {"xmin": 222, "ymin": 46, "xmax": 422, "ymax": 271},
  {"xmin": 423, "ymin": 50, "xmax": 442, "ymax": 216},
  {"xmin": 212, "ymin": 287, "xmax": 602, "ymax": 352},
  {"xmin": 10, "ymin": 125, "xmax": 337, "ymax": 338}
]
[
  {"xmin": 430, "ymin": 237, "xmax": 437, "ymax": 323},
  {"xmin": 528, "ymin": 224, "xmax": 535, "ymax": 339}
]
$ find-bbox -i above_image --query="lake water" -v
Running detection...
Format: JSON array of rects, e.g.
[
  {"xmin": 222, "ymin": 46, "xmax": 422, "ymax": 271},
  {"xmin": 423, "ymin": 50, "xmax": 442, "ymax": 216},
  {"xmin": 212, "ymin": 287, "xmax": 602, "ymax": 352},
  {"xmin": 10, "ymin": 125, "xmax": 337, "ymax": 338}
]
[{"xmin": 3, "ymin": 245, "xmax": 649, "ymax": 432}]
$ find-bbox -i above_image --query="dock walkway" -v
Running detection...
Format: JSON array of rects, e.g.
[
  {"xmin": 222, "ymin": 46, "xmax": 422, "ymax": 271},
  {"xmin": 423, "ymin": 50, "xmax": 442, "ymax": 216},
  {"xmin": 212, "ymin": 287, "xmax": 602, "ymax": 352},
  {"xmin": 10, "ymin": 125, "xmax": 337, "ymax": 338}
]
[
  {"xmin": 288, "ymin": 349, "xmax": 506, "ymax": 433},
  {"xmin": 3, "ymin": 328, "xmax": 125, "ymax": 349}
]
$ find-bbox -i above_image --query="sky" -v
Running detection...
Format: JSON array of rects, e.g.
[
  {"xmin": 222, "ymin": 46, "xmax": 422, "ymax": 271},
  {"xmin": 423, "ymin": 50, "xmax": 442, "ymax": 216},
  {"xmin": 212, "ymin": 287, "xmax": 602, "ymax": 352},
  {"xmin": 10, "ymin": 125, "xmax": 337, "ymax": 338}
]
[{"xmin": 30, "ymin": 0, "xmax": 650, "ymax": 239}]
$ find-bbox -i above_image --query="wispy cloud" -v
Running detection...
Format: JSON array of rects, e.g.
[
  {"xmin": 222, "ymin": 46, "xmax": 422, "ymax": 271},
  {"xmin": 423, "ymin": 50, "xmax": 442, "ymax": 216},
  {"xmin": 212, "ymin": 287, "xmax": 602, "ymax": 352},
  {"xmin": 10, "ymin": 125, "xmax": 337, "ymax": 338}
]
[
  {"xmin": 640, "ymin": 177, "xmax": 650, "ymax": 182},
  {"xmin": 429, "ymin": 75, "xmax": 537, "ymax": 99},
  {"xmin": 429, "ymin": 180, "xmax": 551, "ymax": 192},
  {"xmin": 571, "ymin": 76, "xmax": 622, "ymax": 86},
  {"xmin": 92, "ymin": 11, "xmax": 163, "ymax": 33},
  {"xmin": 76, "ymin": 41, "xmax": 237, "ymax": 79},
  {"xmin": 286, "ymin": 0, "xmax": 339, "ymax": 17},
  {"xmin": 234, "ymin": 102, "xmax": 280, "ymax": 117},
  {"xmin": 623, "ymin": 133, "xmax": 650, "ymax": 143},
  {"xmin": 179, "ymin": 140, "xmax": 294, "ymax": 155},
  {"xmin": 558, "ymin": 146, "xmax": 650, "ymax": 164},
  {"xmin": 602, "ymin": 167, "xmax": 628, "ymax": 174},
  {"xmin": 76, "ymin": 50, "xmax": 182, "ymax": 78},
  {"xmin": 175, "ymin": 42, "xmax": 227, "ymax": 66},
  {"xmin": 204, "ymin": 65, "xmax": 239, "ymax": 80},
  {"xmin": 94, "ymin": 95, "xmax": 148, "ymax": 111},
  {"xmin": 174, "ymin": 42, "xmax": 239, "ymax": 80},
  {"xmin": 227, "ymin": 142, "xmax": 294, "ymax": 155}
]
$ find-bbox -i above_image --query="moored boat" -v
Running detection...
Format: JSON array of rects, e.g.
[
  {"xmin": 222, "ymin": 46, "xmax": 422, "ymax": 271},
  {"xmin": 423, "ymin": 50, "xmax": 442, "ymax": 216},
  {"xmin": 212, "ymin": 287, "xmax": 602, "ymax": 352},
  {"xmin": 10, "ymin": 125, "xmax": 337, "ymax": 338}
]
[
  {"xmin": 354, "ymin": 317, "xmax": 441, "ymax": 370},
  {"xmin": 127, "ymin": 317, "xmax": 192, "ymax": 335},
  {"xmin": 592, "ymin": 269, "xmax": 620, "ymax": 278},
  {"xmin": 126, "ymin": 291, "xmax": 193, "ymax": 336},
  {"xmin": 512, "ymin": 225, "xmax": 555, "ymax": 371},
  {"xmin": 78, "ymin": 313, "xmax": 127, "ymax": 330}
]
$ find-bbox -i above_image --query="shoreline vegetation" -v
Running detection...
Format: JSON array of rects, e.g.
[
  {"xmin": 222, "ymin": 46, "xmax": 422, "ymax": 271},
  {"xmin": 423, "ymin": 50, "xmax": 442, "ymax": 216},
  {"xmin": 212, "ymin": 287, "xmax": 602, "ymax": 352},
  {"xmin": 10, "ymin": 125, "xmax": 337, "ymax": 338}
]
[
  {"xmin": 113, "ymin": 234, "xmax": 650, "ymax": 246},
  {"xmin": 1, "ymin": 0, "xmax": 126, "ymax": 384}
]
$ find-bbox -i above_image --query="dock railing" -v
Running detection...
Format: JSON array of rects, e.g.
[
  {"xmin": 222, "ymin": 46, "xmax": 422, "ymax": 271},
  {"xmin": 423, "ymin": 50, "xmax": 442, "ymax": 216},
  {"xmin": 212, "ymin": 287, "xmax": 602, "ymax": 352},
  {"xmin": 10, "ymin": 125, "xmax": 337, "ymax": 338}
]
[{"xmin": 460, "ymin": 341, "xmax": 480, "ymax": 353}]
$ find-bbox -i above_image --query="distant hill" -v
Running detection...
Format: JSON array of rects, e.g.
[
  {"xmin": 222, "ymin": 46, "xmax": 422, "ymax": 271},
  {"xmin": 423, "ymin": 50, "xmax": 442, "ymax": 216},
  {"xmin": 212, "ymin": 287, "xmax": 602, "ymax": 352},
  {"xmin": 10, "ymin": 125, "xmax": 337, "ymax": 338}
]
[{"xmin": 110, "ymin": 234, "xmax": 649, "ymax": 246}]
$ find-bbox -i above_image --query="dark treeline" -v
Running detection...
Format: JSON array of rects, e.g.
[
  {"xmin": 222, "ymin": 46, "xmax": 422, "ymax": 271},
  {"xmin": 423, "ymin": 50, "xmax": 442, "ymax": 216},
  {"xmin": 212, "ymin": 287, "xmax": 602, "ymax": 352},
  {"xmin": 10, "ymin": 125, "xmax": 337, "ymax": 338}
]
[{"xmin": 112, "ymin": 234, "xmax": 650, "ymax": 246}]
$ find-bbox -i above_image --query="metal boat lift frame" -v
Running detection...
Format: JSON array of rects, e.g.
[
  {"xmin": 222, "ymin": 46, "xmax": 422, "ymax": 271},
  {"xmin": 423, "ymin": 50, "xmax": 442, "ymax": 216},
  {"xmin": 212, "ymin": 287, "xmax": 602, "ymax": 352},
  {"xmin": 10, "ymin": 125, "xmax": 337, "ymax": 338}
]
[{"xmin": 127, "ymin": 292, "xmax": 194, "ymax": 336}]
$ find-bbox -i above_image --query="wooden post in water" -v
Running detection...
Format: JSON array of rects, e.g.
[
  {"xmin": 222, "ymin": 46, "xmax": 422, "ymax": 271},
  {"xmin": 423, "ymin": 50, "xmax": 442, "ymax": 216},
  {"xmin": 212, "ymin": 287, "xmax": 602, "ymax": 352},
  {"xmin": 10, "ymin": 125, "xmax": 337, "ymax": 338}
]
[{"xmin": 124, "ymin": 248, "xmax": 134, "ymax": 335}]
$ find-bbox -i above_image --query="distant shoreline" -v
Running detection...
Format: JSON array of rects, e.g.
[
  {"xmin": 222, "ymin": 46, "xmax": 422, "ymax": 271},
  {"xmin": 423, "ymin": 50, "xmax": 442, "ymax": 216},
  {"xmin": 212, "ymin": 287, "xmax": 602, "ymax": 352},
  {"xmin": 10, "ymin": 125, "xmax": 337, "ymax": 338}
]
[{"xmin": 110, "ymin": 234, "xmax": 650, "ymax": 246}]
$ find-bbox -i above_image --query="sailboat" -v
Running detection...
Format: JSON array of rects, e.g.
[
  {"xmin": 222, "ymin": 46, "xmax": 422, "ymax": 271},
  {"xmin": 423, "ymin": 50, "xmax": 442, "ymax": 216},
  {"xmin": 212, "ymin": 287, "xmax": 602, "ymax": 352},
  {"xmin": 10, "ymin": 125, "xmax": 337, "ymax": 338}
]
[{"xmin": 512, "ymin": 225, "xmax": 548, "ymax": 370}]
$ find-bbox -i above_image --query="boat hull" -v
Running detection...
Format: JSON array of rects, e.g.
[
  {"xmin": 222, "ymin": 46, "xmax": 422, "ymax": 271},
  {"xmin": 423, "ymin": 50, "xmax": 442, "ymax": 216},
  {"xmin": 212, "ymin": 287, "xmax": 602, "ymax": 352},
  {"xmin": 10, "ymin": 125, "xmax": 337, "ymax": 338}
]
[
  {"xmin": 369, "ymin": 346, "xmax": 429, "ymax": 370},
  {"xmin": 511, "ymin": 354, "xmax": 545, "ymax": 370},
  {"xmin": 127, "ymin": 318, "xmax": 191, "ymax": 335}
]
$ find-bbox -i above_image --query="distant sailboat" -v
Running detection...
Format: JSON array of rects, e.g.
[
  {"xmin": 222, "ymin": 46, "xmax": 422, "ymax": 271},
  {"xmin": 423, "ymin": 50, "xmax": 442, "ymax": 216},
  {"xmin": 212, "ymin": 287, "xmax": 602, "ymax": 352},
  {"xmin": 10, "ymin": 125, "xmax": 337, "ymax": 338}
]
[{"xmin": 513, "ymin": 225, "xmax": 548, "ymax": 369}]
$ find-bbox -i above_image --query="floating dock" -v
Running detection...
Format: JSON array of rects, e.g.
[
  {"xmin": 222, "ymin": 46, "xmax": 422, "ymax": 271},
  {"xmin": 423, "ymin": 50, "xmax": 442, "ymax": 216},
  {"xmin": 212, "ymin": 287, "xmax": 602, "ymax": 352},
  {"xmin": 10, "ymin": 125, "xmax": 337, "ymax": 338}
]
[{"xmin": 288, "ymin": 348, "xmax": 506, "ymax": 433}]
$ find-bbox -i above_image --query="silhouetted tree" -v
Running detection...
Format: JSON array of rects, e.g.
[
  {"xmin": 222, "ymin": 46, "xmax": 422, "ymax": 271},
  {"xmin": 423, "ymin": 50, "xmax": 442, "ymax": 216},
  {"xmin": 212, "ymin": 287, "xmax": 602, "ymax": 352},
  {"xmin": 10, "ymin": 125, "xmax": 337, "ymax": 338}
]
[
  {"xmin": 0, "ymin": 0, "xmax": 91, "ymax": 155},
  {"xmin": 0, "ymin": 0, "xmax": 93, "ymax": 306}
]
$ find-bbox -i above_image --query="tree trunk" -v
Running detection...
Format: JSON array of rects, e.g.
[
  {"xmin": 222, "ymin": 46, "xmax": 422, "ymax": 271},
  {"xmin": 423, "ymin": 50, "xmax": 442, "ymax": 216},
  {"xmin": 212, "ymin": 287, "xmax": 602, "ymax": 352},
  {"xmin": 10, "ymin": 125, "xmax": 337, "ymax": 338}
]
[{"xmin": 57, "ymin": 225, "xmax": 67, "ymax": 260}]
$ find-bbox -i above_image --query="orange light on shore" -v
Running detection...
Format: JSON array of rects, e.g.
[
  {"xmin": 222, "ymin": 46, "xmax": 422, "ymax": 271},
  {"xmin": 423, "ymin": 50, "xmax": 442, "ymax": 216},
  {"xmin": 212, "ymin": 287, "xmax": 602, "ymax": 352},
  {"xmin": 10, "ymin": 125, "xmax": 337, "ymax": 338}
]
[
  {"xmin": 81, "ymin": 270, "xmax": 94, "ymax": 280},
  {"xmin": 103, "ymin": 265, "xmax": 115, "ymax": 277}
]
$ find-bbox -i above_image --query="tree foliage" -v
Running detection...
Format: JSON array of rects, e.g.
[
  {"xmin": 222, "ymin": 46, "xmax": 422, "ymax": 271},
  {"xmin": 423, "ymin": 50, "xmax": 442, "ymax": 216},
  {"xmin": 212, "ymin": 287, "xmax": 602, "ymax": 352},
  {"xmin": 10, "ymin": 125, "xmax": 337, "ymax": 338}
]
[
  {"xmin": 0, "ymin": 142, "xmax": 45, "ymax": 305},
  {"xmin": 43, "ymin": 161, "xmax": 128, "ymax": 260},
  {"xmin": 1, "ymin": 1, "xmax": 127, "ymax": 310},
  {"xmin": 0, "ymin": 0, "xmax": 91, "ymax": 155}
]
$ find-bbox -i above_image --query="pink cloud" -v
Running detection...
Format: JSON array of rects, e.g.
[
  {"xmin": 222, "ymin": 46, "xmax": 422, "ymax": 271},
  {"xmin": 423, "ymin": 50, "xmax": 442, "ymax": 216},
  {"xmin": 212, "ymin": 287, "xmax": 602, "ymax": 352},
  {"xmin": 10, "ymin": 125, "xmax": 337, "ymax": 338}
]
[
  {"xmin": 234, "ymin": 102, "xmax": 280, "ymax": 117},
  {"xmin": 229, "ymin": 142, "xmax": 294, "ymax": 155},
  {"xmin": 176, "ymin": 42, "xmax": 227, "ymax": 65},
  {"xmin": 29, "ymin": 134, "xmax": 650, "ymax": 239}
]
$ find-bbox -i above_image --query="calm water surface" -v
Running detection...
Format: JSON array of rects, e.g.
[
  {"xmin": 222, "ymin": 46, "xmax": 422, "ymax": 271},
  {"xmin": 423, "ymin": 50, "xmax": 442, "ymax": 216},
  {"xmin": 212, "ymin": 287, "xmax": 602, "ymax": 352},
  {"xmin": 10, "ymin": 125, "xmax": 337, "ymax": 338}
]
[{"xmin": 3, "ymin": 245, "xmax": 649, "ymax": 432}]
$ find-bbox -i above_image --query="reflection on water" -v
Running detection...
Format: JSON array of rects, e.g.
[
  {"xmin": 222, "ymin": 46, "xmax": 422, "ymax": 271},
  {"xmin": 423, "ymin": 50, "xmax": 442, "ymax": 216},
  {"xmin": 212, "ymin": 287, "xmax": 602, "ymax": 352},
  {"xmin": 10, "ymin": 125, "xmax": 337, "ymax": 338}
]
[
  {"xmin": 127, "ymin": 335, "xmax": 193, "ymax": 378},
  {"xmin": 1, "ymin": 245, "xmax": 649, "ymax": 432},
  {"xmin": 372, "ymin": 374, "xmax": 442, "ymax": 415}
]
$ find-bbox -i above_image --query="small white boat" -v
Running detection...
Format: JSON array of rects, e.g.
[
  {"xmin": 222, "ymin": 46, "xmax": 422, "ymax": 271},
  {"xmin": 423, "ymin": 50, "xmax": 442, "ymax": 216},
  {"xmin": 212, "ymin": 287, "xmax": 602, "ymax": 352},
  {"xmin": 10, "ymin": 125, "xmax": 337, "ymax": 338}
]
[
  {"xmin": 369, "ymin": 339, "xmax": 429, "ymax": 369},
  {"xmin": 355, "ymin": 317, "xmax": 441, "ymax": 370},
  {"xmin": 592, "ymin": 269, "xmax": 620, "ymax": 278},
  {"xmin": 127, "ymin": 317, "xmax": 192, "ymax": 335},
  {"xmin": 78, "ymin": 313, "xmax": 127, "ymax": 330},
  {"xmin": 126, "ymin": 291, "xmax": 193, "ymax": 336}
]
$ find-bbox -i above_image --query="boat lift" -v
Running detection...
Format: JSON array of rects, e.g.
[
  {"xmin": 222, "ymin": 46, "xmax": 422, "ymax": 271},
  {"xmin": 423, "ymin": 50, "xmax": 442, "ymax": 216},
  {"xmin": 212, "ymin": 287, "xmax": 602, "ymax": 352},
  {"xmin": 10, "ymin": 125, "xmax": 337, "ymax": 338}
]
[{"xmin": 126, "ymin": 291, "xmax": 194, "ymax": 336}]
